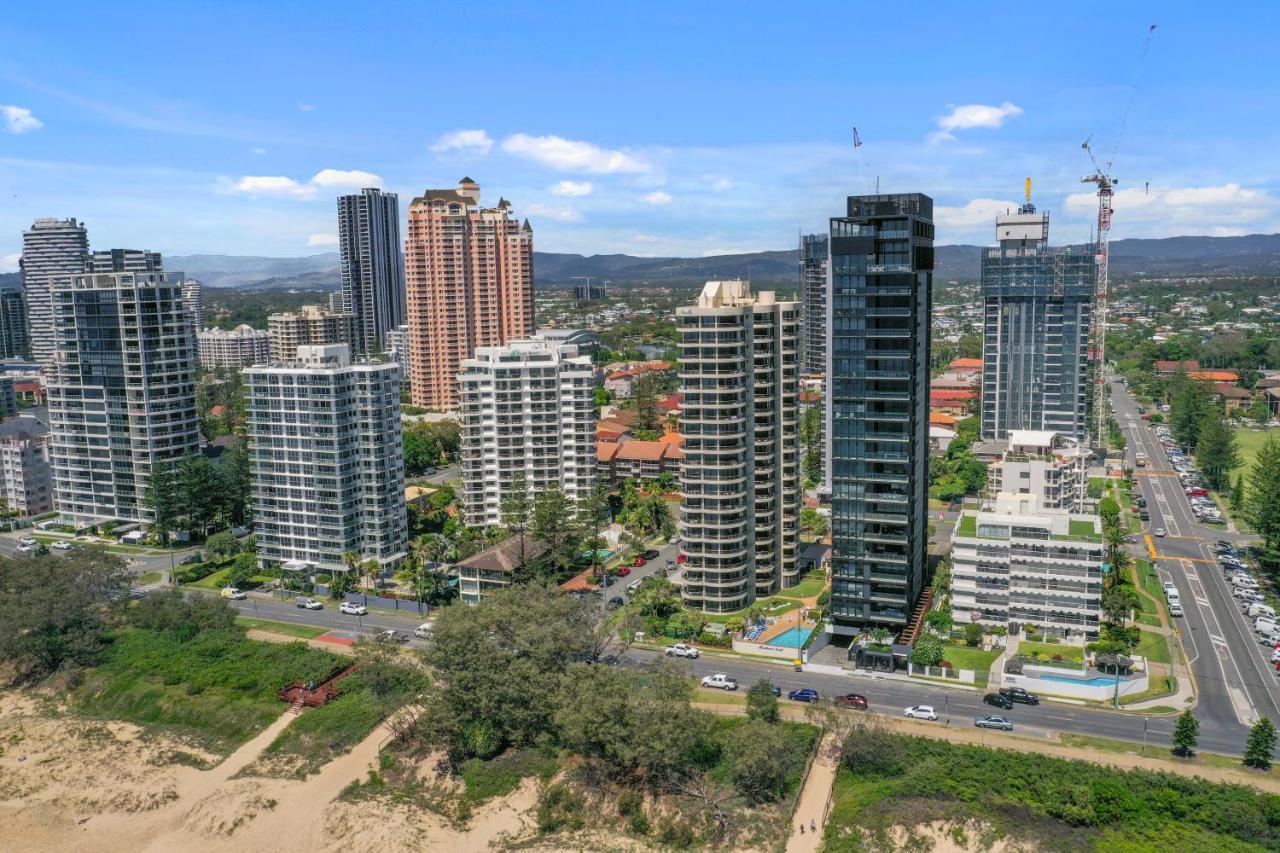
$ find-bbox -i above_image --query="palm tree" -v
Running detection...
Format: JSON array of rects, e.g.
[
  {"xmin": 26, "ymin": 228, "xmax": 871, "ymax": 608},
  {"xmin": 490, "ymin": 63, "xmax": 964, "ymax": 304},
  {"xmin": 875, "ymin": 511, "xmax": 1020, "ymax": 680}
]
[
  {"xmin": 342, "ymin": 549, "xmax": 360, "ymax": 579},
  {"xmin": 361, "ymin": 559, "xmax": 381, "ymax": 593}
]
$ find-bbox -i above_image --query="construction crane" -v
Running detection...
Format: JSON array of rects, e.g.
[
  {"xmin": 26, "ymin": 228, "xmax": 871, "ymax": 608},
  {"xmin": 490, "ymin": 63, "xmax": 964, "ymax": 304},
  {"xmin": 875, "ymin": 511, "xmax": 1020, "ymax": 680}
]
[{"xmin": 1081, "ymin": 23, "xmax": 1157, "ymax": 447}]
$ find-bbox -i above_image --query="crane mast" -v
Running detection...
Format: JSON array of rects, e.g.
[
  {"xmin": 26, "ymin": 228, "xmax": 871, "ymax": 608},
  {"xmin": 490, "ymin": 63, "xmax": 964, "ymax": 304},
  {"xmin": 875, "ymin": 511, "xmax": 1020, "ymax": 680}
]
[{"xmin": 1082, "ymin": 168, "xmax": 1113, "ymax": 446}]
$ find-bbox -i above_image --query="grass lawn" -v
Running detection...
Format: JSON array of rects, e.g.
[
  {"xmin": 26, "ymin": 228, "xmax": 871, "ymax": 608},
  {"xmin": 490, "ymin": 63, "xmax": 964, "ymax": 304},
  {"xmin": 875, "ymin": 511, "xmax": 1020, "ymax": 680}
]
[
  {"xmin": 1118, "ymin": 675, "xmax": 1177, "ymax": 706},
  {"xmin": 1066, "ymin": 518, "xmax": 1102, "ymax": 540},
  {"xmin": 1232, "ymin": 426, "xmax": 1278, "ymax": 475},
  {"xmin": 186, "ymin": 566, "xmax": 232, "ymax": 589},
  {"xmin": 1136, "ymin": 628, "xmax": 1172, "ymax": 665},
  {"xmin": 1134, "ymin": 560, "xmax": 1166, "ymax": 627},
  {"xmin": 941, "ymin": 643, "xmax": 1000, "ymax": 675},
  {"xmin": 135, "ymin": 571, "xmax": 163, "ymax": 585},
  {"xmin": 956, "ymin": 514, "xmax": 977, "ymax": 536},
  {"xmin": 780, "ymin": 572, "xmax": 828, "ymax": 600},
  {"xmin": 235, "ymin": 616, "xmax": 329, "ymax": 639},
  {"xmin": 1018, "ymin": 640, "xmax": 1084, "ymax": 664},
  {"xmin": 74, "ymin": 627, "xmax": 342, "ymax": 754},
  {"xmin": 1058, "ymin": 732, "xmax": 1271, "ymax": 775},
  {"xmin": 694, "ymin": 687, "xmax": 749, "ymax": 706}
]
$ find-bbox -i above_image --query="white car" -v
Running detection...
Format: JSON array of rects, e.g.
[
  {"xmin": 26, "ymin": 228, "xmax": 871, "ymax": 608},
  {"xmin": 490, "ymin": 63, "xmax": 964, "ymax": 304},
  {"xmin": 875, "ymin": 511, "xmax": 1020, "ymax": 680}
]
[
  {"xmin": 339, "ymin": 601, "xmax": 368, "ymax": 616},
  {"xmin": 904, "ymin": 705, "xmax": 939, "ymax": 721},
  {"xmin": 220, "ymin": 587, "xmax": 247, "ymax": 600},
  {"xmin": 414, "ymin": 622, "xmax": 434, "ymax": 639},
  {"xmin": 295, "ymin": 597, "xmax": 323, "ymax": 610},
  {"xmin": 16, "ymin": 542, "xmax": 33, "ymax": 554},
  {"xmin": 701, "ymin": 673, "xmax": 738, "ymax": 691},
  {"xmin": 51, "ymin": 540, "xmax": 71, "ymax": 551},
  {"xmin": 664, "ymin": 643, "xmax": 700, "ymax": 659},
  {"xmin": 1153, "ymin": 528, "xmax": 1167, "ymax": 537}
]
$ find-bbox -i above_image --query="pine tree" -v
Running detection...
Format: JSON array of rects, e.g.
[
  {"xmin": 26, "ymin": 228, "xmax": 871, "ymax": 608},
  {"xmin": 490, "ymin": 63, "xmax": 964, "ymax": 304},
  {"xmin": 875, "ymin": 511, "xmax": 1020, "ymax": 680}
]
[
  {"xmin": 501, "ymin": 471, "xmax": 533, "ymax": 569},
  {"xmin": 1172, "ymin": 709, "xmax": 1199, "ymax": 757},
  {"xmin": 1195, "ymin": 412, "xmax": 1239, "ymax": 492},
  {"xmin": 1247, "ymin": 437, "xmax": 1280, "ymax": 570},
  {"xmin": 1244, "ymin": 717, "xmax": 1276, "ymax": 770},
  {"xmin": 1232, "ymin": 474, "xmax": 1246, "ymax": 516}
]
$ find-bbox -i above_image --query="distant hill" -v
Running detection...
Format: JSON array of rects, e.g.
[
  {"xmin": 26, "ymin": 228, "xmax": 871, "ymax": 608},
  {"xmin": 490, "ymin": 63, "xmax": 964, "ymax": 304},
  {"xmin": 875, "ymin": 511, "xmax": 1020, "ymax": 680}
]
[
  {"xmin": 0, "ymin": 272, "xmax": 19, "ymax": 289},
  {"xmin": 152, "ymin": 232, "xmax": 1280, "ymax": 291}
]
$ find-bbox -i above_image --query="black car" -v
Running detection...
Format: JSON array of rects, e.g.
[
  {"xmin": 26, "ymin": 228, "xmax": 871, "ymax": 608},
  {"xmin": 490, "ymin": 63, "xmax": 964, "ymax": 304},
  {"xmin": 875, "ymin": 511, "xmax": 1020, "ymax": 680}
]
[
  {"xmin": 756, "ymin": 681, "xmax": 782, "ymax": 697},
  {"xmin": 180, "ymin": 554, "xmax": 202, "ymax": 565},
  {"xmin": 1135, "ymin": 497, "xmax": 1146, "ymax": 508},
  {"xmin": 642, "ymin": 549, "xmax": 660, "ymax": 560},
  {"xmin": 1139, "ymin": 511, "xmax": 1150, "ymax": 521},
  {"xmin": 983, "ymin": 692, "xmax": 1014, "ymax": 710},
  {"xmin": 999, "ymin": 686, "xmax": 1040, "ymax": 706},
  {"xmin": 606, "ymin": 596, "xmax": 625, "ymax": 609}
]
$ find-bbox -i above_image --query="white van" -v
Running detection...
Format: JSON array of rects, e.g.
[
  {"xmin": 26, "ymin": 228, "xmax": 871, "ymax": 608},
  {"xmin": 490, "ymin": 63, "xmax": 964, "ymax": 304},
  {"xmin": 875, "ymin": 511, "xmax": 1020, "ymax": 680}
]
[
  {"xmin": 1255, "ymin": 617, "xmax": 1279, "ymax": 636},
  {"xmin": 1231, "ymin": 574, "xmax": 1259, "ymax": 589},
  {"xmin": 1249, "ymin": 603, "xmax": 1276, "ymax": 620}
]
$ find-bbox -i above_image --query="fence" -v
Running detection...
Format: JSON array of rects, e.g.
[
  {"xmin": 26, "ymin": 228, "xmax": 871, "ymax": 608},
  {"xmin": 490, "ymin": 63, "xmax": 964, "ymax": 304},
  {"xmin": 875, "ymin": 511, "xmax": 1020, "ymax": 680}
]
[
  {"xmin": 282, "ymin": 585, "xmax": 429, "ymax": 615},
  {"xmin": 907, "ymin": 662, "xmax": 976, "ymax": 684}
]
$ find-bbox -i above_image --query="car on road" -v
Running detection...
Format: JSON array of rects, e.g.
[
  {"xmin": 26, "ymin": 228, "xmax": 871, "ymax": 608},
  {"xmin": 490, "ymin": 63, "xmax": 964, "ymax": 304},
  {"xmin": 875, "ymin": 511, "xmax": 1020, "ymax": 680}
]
[
  {"xmin": 701, "ymin": 674, "xmax": 738, "ymax": 691},
  {"xmin": 414, "ymin": 622, "xmax": 434, "ymax": 638},
  {"xmin": 664, "ymin": 643, "xmax": 699, "ymax": 659},
  {"xmin": 615, "ymin": 566, "xmax": 631, "ymax": 578},
  {"xmin": 1162, "ymin": 581, "xmax": 1178, "ymax": 595},
  {"xmin": 788, "ymin": 688, "xmax": 821, "ymax": 703},
  {"xmin": 373, "ymin": 629, "xmax": 409, "ymax": 644},
  {"xmin": 1139, "ymin": 511, "xmax": 1150, "ymax": 521},
  {"xmin": 19, "ymin": 535, "xmax": 36, "ymax": 546},
  {"xmin": 50, "ymin": 540, "xmax": 71, "ymax": 551},
  {"xmin": 975, "ymin": 715, "xmax": 1014, "ymax": 731},
  {"xmin": 295, "ymin": 597, "xmax": 323, "ymax": 610},
  {"xmin": 1153, "ymin": 528, "xmax": 1167, "ymax": 537},
  {"xmin": 904, "ymin": 705, "xmax": 939, "ymax": 720},
  {"xmin": 983, "ymin": 692, "xmax": 1014, "ymax": 710},
  {"xmin": 999, "ymin": 686, "xmax": 1040, "ymax": 705},
  {"xmin": 16, "ymin": 542, "xmax": 33, "ymax": 553},
  {"xmin": 221, "ymin": 587, "xmax": 247, "ymax": 600},
  {"xmin": 756, "ymin": 681, "xmax": 782, "ymax": 697},
  {"xmin": 339, "ymin": 601, "xmax": 368, "ymax": 615},
  {"xmin": 606, "ymin": 596, "xmax": 625, "ymax": 609},
  {"xmin": 833, "ymin": 693, "xmax": 869, "ymax": 710},
  {"xmin": 230, "ymin": 526, "xmax": 251, "ymax": 538},
  {"xmin": 1168, "ymin": 602, "xmax": 1184, "ymax": 617},
  {"xmin": 180, "ymin": 553, "xmax": 202, "ymax": 565},
  {"xmin": 642, "ymin": 549, "xmax": 660, "ymax": 560},
  {"xmin": 632, "ymin": 556, "xmax": 646, "ymax": 567}
]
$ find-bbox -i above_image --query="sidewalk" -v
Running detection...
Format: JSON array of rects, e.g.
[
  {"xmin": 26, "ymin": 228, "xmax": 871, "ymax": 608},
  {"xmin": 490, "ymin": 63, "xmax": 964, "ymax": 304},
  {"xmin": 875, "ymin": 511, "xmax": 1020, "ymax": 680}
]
[{"xmin": 785, "ymin": 732, "xmax": 839, "ymax": 852}]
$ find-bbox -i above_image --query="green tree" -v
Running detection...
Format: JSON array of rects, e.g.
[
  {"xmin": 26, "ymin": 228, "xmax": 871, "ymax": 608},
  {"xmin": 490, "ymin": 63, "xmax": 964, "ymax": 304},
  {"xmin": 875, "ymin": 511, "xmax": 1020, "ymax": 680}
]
[
  {"xmin": 143, "ymin": 460, "xmax": 181, "ymax": 545},
  {"xmin": 1244, "ymin": 717, "xmax": 1276, "ymax": 770},
  {"xmin": 228, "ymin": 552, "xmax": 257, "ymax": 588},
  {"xmin": 1101, "ymin": 585, "xmax": 1140, "ymax": 628},
  {"xmin": 501, "ymin": 471, "xmax": 533, "ymax": 570},
  {"xmin": 217, "ymin": 438, "xmax": 253, "ymax": 526},
  {"xmin": 909, "ymin": 634, "xmax": 945, "ymax": 666},
  {"xmin": 1196, "ymin": 412, "xmax": 1239, "ymax": 492},
  {"xmin": 361, "ymin": 558, "xmax": 382, "ymax": 592},
  {"xmin": 1169, "ymin": 376, "xmax": 1212, "ymax": 450},
  {"xmin": 924, "ymin": 608, "xmax": 953, "ymax": 637},
  {"xmin": 573, "ymin": 480, "xmax": 612, "ymax": 579},
  {"xmin": 328, "ymin": 571, "xmax": 355, "ymax": 600},
  {"xmin": 1172, "ymin": 709, "xmax": 1199, "ymax": 757},
  {"xmin": 631, "ymin": 373, "xmax": 663, "ymax": 439},
  {"xmin": 963, "ymin": 622, "xmax": 983, "ymax": 647},
  {"xmin": 1247, "ymin": 436, "xmax": 1280, "ymax": 569},
  {"xmin": 1232, "ymin": 474, "xmax": 1246, "ymax": 516},
  {"xmin": 799, "ymin": 508, "xmax": 828, "ymax": 539},
  {"xmin": 178, "ymin": 454, "xmax": 224, "ymax": 537},
  {"xmin": 204, "ymin": 530, "xmax": 240, "ymax": 559},
  {"xmin": 532, "ymin": 482, "xmax": 576, "ymax": 572},
  {"xmin": 746, "ymin": 680, "xmax": 780, "ymax": 724},
  {"xmin": 1248, "ymin": 394, "xmax": 1272, "ymax": 426},
  {"xmin": 723, "ymin": 719, "xmax": 804, "ymax": 803}
]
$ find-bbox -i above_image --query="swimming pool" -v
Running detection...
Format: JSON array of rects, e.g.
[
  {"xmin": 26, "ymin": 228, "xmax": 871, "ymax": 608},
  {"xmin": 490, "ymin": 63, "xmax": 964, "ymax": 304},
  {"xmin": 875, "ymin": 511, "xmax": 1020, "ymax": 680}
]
[
  {"xmin": 1037, "ymin": 672, "xmax": 1117, "ymax": 687},
  {"xmin": 763, "ymin": 626, "xmax": 813, "ymax": 648}
]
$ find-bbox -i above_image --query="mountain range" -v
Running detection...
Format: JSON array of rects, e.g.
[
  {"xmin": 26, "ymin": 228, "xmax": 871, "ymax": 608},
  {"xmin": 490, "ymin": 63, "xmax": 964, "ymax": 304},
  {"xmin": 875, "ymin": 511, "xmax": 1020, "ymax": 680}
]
[{"xmin": 6, "ymin": 232, "xmax": 1280, "ymax": 293}]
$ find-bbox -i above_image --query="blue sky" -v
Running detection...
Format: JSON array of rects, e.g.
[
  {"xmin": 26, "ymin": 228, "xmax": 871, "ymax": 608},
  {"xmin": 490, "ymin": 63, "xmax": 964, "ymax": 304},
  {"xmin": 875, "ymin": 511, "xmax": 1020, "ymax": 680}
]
[{"xmin": 3, "ymin": 2, "xmax": 1279, "ymax": 269}]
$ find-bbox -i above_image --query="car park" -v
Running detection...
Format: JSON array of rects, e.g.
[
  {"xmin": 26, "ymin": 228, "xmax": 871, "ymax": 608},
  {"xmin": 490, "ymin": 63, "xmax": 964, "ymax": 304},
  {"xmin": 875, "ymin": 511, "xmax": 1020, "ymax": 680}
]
[
  {"xmin": 983, "ymin": 692, "xmax": 1014, "ymax": 710},
  {"xmin": 294, "ymin": 597, "xmax": 323, "ymax": 610},
  {"xmin": 1255, "ymin": 617, "xmax": 1279, "ymax": 636},
  {"xmin": 788, "ymin": 688, "xmax": 821, "ymax": 703},
  {"xmin": 701, "ymin": 673, "xmax": 739, "ymax": 691},
  {"xmin": 833, "ymin": 693, "xmax": 869, "ymax": 710},
  {"xmin": 1248, "ymin": 603, "xmax": 1276, "ymax": 619},
  {"xmin": 975, "ymin": 715, "xmax": 1014, "ymax": 731},
  {"xmin": 904, "ymin": 705, "xmax": 939, "ymax": 720},
  {"xmin": 999, "ymin": 686, "xmax": 1040, "ymax": 705},
  {"xmin": 339, "ymin": 601, "xmax": 367, "ymax": 615}
]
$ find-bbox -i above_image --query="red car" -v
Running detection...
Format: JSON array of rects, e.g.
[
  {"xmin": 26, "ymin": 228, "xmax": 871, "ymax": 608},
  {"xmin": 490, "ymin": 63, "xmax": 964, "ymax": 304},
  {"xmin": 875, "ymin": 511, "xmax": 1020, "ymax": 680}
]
[
  {"xmin": 833, "ymin": 693, "xmax": 869, "ymax": 710},
  {"xmin": 633, "ymin": 556, "xmax": 646, "ymax": 567},
  {"xmin": 676, "ymin": 553, "xmax": 688, "ymax": 564},
  {"xmin": 616, "ymin": 566, "xmax": 631, "ymax": 578}
]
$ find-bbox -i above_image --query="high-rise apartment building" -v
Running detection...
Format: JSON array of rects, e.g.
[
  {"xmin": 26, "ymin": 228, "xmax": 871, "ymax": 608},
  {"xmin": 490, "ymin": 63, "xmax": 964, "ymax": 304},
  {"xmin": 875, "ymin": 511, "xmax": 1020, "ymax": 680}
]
[
  {"xmin": 0, "ymin": 284, "xmax": 28, "ymax": 359},
  {"xmin": 20, "ymin": 217, "xmax": 89, "ymax": 365},
  {"xmin": 87, "ymin": 248, "xmax": 162, "ymax": 273},
  {"xmin": 676, "ymin": 280, "xmax": 801, "ymax": 613},
  {"xmin": 827, "ymin": 193, "xmax": 933, "ymax": 632},
  {"xmin": 338, "ymin": 188, "xmax": 406, "ymax": 356},
  {"xmin": 980, "ymin": 199, "xmax": 1096, "ymax": 442},
  {"xmin": 0, "ymin": 414, "xmax": 52, "ymax": 517},
  {"xmin": 800, "ymin": 233, "xmax": 829, "ymax": 376},
  {"xmin": 246, "ymin": 344, "xmax": 407, "ymax": 575},
  {"xmin": 457, "ymin": 338, "xmax": 596, "ymax": 528},
  {"xmin": 405, "ymin": 179, "xmax": 535, "ymax": 410},
  {"xmin": 383, "ymin": 324, "xmax": 409, "ymax": 370},
  {"xmin": 197, "ymin": 324, "xmax": 272, "ymax": 370},
  {"xmin": 47, "ymin": 268, "xmax": 200, "ymax": 525},
  {"xmin": 182, "ymin": 279, "xmax": 205, "ymax": 332},
  {"xmin": 268, "ymin": 304, "xmax": 357, "ymax": 361}
]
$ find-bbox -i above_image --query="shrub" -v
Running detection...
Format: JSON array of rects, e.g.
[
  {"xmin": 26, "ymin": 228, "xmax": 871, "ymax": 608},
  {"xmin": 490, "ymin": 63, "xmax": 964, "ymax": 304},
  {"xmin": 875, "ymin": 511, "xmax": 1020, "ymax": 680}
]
[
  {"xmin": 939, "ymin": 660, "xmax": 954, "ymax": 670},
  {"xmin": 1052, "ymin": 654, "xmax": 1063, "ymax": 662},
  {"xmin": 536, "ymin": 782, "xmax": 584, "ymax": 834},
  {"xmin": 616, "ymin": 789, "xmax": 642, "ymax": 817},
  {"xmin": 628, "ymin": 810, "xmax": 651, "ymax": 836},
  {"xmin": 963, "ymin": 623, "xmax": 983, "ymax": 647},
  {"xmin": 656, "ymin": 819, "xmax": 695, "ymax": 848}
]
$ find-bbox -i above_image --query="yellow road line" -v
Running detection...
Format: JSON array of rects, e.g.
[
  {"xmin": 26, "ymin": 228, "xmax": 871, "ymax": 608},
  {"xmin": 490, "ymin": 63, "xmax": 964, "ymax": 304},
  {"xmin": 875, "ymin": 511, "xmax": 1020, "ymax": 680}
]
[
  {"xmin": 1151, "ymin": 555, "xmax": 1216, "ymax": 564},
  {"xmin": 1144, "ymin": 534, "xmax": 1156, "ymax": 558}
]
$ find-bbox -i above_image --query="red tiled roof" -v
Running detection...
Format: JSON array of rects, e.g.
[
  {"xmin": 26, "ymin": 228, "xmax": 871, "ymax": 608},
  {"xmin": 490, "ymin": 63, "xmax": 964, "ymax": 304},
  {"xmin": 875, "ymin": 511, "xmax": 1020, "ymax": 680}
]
[
  {"xmin": 1155, "ymin": 360, "xmax": 1200, "ymax": 372},
  {"xmin": 1213, "ymin": 382, "xmax": 1251, "ymax": 399},
  {"xmin": 596, "ymin": 442, "xmax": 621, "ymax": 462},
  {"xmin": 930, "ymin": 412, "xmax": 958, "ymax": 426},
  {"xmin": 1188, "ymin": 370, "xmax": 1238, "ymax": 382},
  {"xmin": 615, "ymin": 440, "xmax": 667, "ymax": 462},
  {"xmin": 949, "ymin": 357, "xmax": 983, "ymax": 370},
  {"xmin": 929, "ymin": 389, "xmax": 977, "ymax": 400}
]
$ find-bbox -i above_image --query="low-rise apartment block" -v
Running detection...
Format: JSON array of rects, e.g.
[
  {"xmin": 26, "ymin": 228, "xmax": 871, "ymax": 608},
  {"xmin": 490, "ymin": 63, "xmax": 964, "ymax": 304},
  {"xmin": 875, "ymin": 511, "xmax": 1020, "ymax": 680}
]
[{"xmin": 197, "ymin": 324, "xmax": 271, "ymax": 370}]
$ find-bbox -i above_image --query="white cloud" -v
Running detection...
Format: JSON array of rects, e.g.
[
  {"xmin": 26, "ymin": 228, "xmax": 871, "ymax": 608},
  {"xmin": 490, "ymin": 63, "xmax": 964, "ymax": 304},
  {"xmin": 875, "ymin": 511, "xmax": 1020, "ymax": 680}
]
[
  {"xmin": 429, "ymin": 129, "xmax": 494, "ymax": 155},
  {"xmin": 934, "ymin": 198, "xmax": 1020, "ymax": 230},
  {"xmin": 525, "ymin": 203, "xmax": 582, "ymax": 223},
  {"xmin": 641, "ymin": 191, "xmax": 672, "ymax": 205},
  {"xmin": 308, "ymin": 233, "xmax": 338, "ymax": 247},
  {"xmin": 298, "ymin": 103, "xmax": 317, "ymax": 112},
  {"xmin": 309, "ymin": 168, "xmax": 382, "ymax": 188},
  {"xmin": 0, "ymin": 253, "xmax": 20, "ymax": 273},
  {"xmin": 1065, "ymin": 182, "xmax": 1277, "ymax": 235},
  {"xmin": 502, "ymin": 133, "xmax": 649, "ymax": 174},
  {"xmin": 252, "ymin": 147, "xmax": 267, "ymax": 155},
  {"xmin": 930, "ymin": 101, "xmax": 1023, "ymax": 143},
  {"xmin": 550, "ymin": 180, "xmax": 593, "ymax": 197},
  {"xmin": 1, "ymin": 105, "xmax": 43, "ymax": 134},
  {"xmin": 231, "ymin": 175, "xmax": 313, "ymax": 197},
  {"xmin": 703, "ymin": 175, "xmax": 733, "ymax": 192}
]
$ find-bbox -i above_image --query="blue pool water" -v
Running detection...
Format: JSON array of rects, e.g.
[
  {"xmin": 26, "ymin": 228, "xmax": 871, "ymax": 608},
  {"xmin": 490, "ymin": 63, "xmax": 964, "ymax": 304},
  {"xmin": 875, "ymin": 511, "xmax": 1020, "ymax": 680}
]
[
  {"xmin": 1037, "ymin": 673, "xmax": 1117, "ymax": 687},
  {"xmin": 764, "ymin": 627, "xmax": 813, "ymax": 648}
]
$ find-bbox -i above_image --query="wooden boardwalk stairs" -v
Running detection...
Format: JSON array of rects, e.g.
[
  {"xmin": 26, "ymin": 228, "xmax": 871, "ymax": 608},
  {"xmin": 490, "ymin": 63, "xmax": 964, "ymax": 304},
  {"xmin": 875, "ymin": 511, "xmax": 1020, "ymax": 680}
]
[
  {"xmin": 901, "ymin": 588, "xmax": 934, "ymax": 646},
  {"xmin": 277, "ymin": 662, "xmax": 361, "ymax": 711}
]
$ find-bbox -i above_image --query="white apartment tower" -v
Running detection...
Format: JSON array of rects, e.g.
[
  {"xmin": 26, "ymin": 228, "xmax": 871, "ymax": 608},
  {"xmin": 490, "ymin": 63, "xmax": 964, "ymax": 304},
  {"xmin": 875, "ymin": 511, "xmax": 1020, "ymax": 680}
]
[
  {"xmin": 21, "ymin": 217, "xmax": 89, "ymax": 365},
  {"xmin": 458, "ymin": 338, "xmax": 596, "ymax": 527},
  {"xmin": 676, "ymin": 280, "xmax": 801, "ymax": 613},
  {"xmin": 246, "ymin": 344, "xmax": 407, "ymax": 575},
  {"xmin": 197, "ymin": 324, "xmax": 272, "ymax": 370},
  {"xmin": 47, "ymin": 268, "xmax": 201, "ymax": 525},
  {"xmin": 182, "ymin": 279, "xmax": 205, "ymax": 332},
  {"xmin": 0, "ymin": 415, "xmax": 53, "ymax": 517}
]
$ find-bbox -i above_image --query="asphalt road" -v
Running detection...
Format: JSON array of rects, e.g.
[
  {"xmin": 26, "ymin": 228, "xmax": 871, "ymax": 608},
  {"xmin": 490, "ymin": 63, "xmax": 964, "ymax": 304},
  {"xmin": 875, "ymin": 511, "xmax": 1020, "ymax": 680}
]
[
  {"xmin": 0, "ymin": 531, "xmax": 197, "ymax": 575},
  {"xmin": 1111, "ymin": 380, "xmax": 1280, "ymax": 744}
]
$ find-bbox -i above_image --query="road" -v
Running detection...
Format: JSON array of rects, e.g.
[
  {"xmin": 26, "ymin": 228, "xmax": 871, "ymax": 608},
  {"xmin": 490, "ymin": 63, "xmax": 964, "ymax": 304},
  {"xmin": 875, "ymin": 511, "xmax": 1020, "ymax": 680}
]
[
  {"xmin": 0, "ymin": 530, "xmax": 197, "ymax": 576},
  {"xmin": 1111, "ymin": 380, "xmax": 1280, "ymax": 744}
]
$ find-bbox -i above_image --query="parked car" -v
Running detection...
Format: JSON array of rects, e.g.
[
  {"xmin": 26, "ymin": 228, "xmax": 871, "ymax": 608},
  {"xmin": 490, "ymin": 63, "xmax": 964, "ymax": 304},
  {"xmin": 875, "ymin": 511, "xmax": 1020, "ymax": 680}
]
[
  {"xmin": 16, "ymin": 542, "xmax": 32, "ymax": 553},
  {"xmin": 606, "ymin": 596, "xmax": 625, "ymax": 609},
  {"xmin": 230, "ymin": 526, "xmax": 251, "ymax": 537},
  {"xmin": 632, "ymin": 556, "xmax": 646, "ymax": 567},
  {"xmin": 983, "ymin": 692, "xmax": 1014, "ymax": 710},
  {"xmin": 339, "ymin": 601, "xmax": 367, "ymax": 615},
  {"xmin": 975, "ymin": 715, "xmax": 1014, "ymax": 731},
  {"xmin": 756, "ymin": 681, "xmax": 782, "ymax": 697},
  {"xmin": 787, "ymin": 688, "xmax": 821, "ymax": 703},
  {"xmin": 642, "ymin": 549, "xmax": 660, "ymax": 560},
  {"xmin": 18, "ymin": 535, "xmax": 36, "ymax": 546},
  {"xmin": 664, "ymin": 643, "xmax": 699, "ymax": 659},
  {"xmin": 998, "ymin": 686, "xmax": 1040, "ymax": 705},
  {"xmin": 180, "ymin": 553, "xmax": 202, "ymax": 565},
  {"xmin": 1153, "ymin": 528, "xmax": 1167, "ymax": 537},
  {"xmin": 1168, "ymin": 602, "xmax": 1184, "ymax": 617},
  {"xmin": 1139, "ymin": 511, "xmax": 1150, "ymax": 521},
  {"xmin": 294, "ymin": 596, "xmax": 323, "ymax": 610},
  {"xmin": 833, "ymin": 693, "xmax": 869, "ymax": 710},
  {"xmin": 615, "ymin": 566, "xmax": 632, "ymax": 578},
  {"xmin": 414, "ymin": 622, "xmax": 434, "ymax": 639},
  {"xmin": 50, "ymin": 540, "xmax": 71, "ymax": 551},
  {"xmin": 904, "ymin": 705, "xmax": 939, "ymax": 720},
  {"xmin": 701, "ymin": 673, "xmax": 738, "ymax": 691},
  {"xmin": 373, "ymin": 629, "xmax": 408, "ymax": 644},
  {"xmin": 221, "ymin": 587, "xmax": 247, "ymax": 600}
]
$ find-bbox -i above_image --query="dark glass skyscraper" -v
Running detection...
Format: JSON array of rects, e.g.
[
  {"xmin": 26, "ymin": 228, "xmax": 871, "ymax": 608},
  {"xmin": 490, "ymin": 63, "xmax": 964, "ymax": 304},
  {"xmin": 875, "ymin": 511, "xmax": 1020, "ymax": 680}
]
[
  {"xmin": 800, "ymin": 233, "xmax": 829, "ymax": 376},
  {"xmin": 338, "ymin": 188, "xmax": 406, "ymax": 356},
  {"xmin": 979, "ymin": 203, "xmax": 1096, "ymax": 442},
  {"xmin": 827, "ymin": 194, "xmax": 932, "ymax": 632}
]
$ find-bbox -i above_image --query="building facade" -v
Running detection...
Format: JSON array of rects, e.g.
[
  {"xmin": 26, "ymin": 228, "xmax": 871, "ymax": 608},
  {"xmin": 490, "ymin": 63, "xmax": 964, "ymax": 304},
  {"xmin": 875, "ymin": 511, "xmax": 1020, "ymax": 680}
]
[
  {"xmin": 47, "ymin": 268, "xmax": 201, "ymax": 525},
  {"xmin": 246, "ymin": 344, "xmax": 407, "ymax": 574},
  {"xmin": 0, "ymin": 415, "xmax": 52, "ymax": 516},
  {"xmin": 404, "ymin": 179, "xmax": 535, "ymax": 410},
  {"xmin": 338, "ymin": 188, "xmax": 406, "ymax": 356},
  {"xmin": 0, "ymin": 286, "xmax": 27, "ymax": 360},
  {"xmin": 268, "ymin": 304, "xmax": 357, "ymax": 361},
  {"xmin": 980, "ymin": 202, "xmax": 1096, "ymax": 442},
  {"xmin": 182, "ymin": 279, "xmax": 205, "ymax": 332},
  {"xmin": 197, "ymin": 324, "xmax": 272, "ymax": 370},
  {"xmin": 21, "ymin": 217, "xmax": 89, "ymax": 365},
  {"xmin": 457, "ymin": 338, "xmax": 596, "ymax": 528},
  {"xmin": 800, "ymin": 232, "xmax": 829, "ymax": 376},
  {"xmin": 676, "ymin": 280, "xmax": 801, "ymax": 613},
  {"xmin": 827, "ymin": 194, "xmax": 933, "ymax": 632}
]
